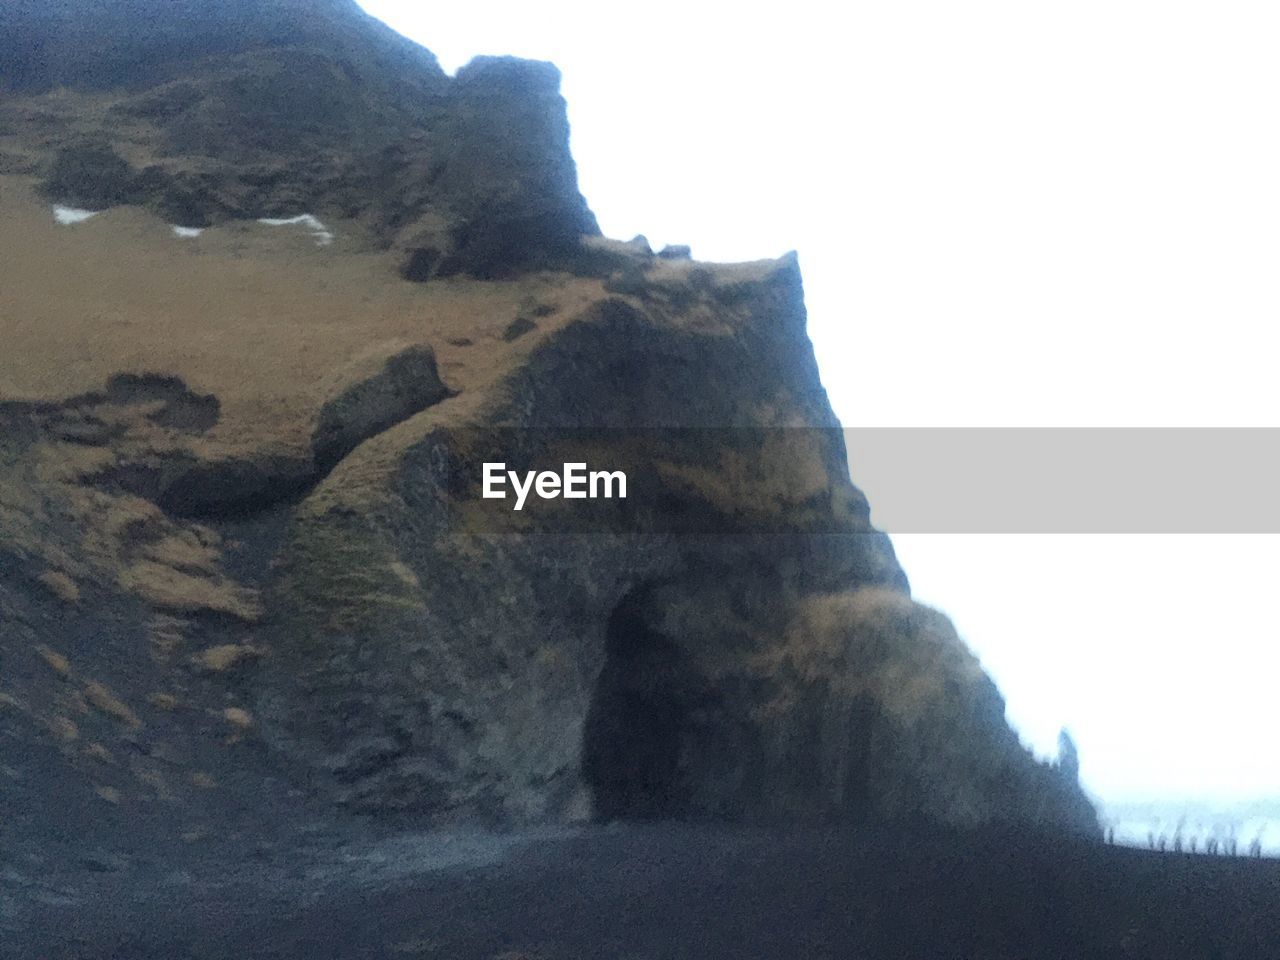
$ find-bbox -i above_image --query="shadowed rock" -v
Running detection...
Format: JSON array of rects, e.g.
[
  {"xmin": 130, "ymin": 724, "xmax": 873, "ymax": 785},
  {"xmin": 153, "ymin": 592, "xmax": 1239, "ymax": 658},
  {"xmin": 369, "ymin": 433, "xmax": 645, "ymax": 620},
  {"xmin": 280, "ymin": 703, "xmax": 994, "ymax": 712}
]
[
  {"xmin": 312, "ymin": 345, "xmax": 452, "ymax": 471},
  {"xmin": 41, "ymin": 142, "xmax": 137, "ymax": 209}
]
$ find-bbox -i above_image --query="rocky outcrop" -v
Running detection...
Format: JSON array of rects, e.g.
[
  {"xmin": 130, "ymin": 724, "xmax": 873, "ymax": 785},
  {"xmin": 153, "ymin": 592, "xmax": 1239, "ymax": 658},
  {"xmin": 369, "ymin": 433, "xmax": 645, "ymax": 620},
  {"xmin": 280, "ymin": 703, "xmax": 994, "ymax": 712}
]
[
  {"xmin": 0, "ymin": 0, "xmax": 1097, "ymax": 853},
  {"xmin": 311, "ymin": 345, "xmax": 452, "ymax": 472},
  {"xmin": 255, "ymin": 269, "xmax": 1093, "ymax": 833},
  {"xmin": 4, "ymin": 0, "xmax": 597, "ymax": 275}
]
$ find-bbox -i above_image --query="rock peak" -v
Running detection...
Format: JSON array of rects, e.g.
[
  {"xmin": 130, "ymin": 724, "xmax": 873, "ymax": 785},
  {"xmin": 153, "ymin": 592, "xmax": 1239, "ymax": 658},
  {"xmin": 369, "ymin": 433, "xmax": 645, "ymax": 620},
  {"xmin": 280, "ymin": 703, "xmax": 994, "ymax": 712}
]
[{"xmin": 4, "ymin": 0, "xmax": 599, "ymax": 275}]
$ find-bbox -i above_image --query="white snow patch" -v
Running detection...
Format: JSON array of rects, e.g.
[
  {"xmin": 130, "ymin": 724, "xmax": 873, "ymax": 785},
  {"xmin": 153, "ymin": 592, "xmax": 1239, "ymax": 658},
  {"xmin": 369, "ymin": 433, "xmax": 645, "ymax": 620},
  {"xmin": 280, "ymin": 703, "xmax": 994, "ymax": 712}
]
[
  {"xmin": 172, "ymin": 226, "xmax": 204, "ymax": 238},
  {"xmin": 53, "ymin": 205, "xmax": 101, "ymax": 225},
  {"xmin": 257, "ymin": 213, "xmax": 334, "ymax": 246}
]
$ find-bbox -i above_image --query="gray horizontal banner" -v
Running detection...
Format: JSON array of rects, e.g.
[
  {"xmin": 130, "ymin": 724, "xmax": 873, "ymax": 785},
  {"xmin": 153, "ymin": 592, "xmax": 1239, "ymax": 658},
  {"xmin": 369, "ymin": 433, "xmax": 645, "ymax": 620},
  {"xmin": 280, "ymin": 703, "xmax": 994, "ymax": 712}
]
[
  {"xmin": 406, "ymin": 428, "xmax": 1280, "ymax": 534},
  {"xmin": 848, "ymin": 428, "xmax": 1280, "ymax": 533}
]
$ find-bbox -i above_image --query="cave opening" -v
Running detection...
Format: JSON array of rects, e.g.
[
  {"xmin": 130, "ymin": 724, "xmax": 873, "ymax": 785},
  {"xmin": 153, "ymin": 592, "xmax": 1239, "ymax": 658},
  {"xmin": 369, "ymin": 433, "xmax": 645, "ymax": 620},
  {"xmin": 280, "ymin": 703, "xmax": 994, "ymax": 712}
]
[{"xmin": 582, "ymin": 586, "xmax": 697, "ymax": 820}]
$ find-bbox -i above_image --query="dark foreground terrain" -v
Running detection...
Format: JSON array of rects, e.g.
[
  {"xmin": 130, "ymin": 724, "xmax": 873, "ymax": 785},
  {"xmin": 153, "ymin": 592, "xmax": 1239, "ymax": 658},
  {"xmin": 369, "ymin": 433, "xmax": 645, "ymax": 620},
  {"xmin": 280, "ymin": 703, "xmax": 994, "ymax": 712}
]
[{"xmin": 5, "ymin": 823, "xmax": 1278, "ymax": 960}]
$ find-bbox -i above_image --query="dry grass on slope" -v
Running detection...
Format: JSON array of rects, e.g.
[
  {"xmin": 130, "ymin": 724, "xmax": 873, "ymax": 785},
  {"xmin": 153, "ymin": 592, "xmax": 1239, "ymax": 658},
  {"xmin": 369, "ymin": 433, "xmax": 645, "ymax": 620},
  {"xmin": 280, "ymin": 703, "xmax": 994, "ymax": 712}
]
[
  {"xmin": 780, "ymin": 588, "xmax": 992, "ymax": 724},
  {"xmin": 0, "ymin": 176, "xmax": 605, "ymax": 454}
]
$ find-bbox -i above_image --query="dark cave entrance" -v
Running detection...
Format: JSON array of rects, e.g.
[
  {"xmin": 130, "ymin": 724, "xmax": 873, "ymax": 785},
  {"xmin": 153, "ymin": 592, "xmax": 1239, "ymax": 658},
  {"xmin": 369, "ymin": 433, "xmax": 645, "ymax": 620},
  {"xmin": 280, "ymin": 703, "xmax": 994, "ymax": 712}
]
[
  {"xmin": 582, "ymin": 587, "xmax": 696, "ymax": 820},
  {"xmin": 581, "ymin": 584, "xmax": 881, "ymax": 824}
]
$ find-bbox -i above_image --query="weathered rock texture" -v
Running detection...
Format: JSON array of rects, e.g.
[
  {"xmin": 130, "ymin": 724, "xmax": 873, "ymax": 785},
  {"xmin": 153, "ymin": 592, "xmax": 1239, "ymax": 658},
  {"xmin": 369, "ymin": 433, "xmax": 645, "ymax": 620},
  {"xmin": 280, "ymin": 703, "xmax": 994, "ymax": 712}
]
[
  {"xmin": 2, "ymin": 0, "xmax": 597, "ymax": 276},
  {"xmin": 0, "ymin": 0, "xmax": 1097, "ymax": 850}
]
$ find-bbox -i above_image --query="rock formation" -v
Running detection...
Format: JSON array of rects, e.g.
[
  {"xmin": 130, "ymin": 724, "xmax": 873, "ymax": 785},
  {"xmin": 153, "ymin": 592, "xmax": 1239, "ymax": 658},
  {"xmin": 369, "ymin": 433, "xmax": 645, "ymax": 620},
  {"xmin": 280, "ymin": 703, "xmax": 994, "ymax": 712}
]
[{"xmin": 0, "ymin": 0, "xmax": 1097, "ymax": 852}]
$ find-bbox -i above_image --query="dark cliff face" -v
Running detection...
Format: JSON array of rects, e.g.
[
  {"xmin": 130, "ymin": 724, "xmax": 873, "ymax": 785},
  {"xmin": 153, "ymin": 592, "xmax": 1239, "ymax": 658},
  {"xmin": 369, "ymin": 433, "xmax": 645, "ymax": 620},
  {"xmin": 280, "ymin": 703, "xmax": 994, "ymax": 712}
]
[
  {"xmin": 2, "ymin": 0, "xmax": 438, "ymax": 93},
  {"xmin": 0, "ymin": 0, "xmax": 1097, "ymax": 851}
]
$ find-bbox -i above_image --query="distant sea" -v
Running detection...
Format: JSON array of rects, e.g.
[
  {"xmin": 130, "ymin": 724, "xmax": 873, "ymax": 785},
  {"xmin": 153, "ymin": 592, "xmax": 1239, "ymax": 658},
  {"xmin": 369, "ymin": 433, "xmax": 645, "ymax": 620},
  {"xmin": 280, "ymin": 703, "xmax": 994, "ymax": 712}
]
[{"xmin": 1101, "ymin": 799, "xmax": 1280, "ymax": 856}]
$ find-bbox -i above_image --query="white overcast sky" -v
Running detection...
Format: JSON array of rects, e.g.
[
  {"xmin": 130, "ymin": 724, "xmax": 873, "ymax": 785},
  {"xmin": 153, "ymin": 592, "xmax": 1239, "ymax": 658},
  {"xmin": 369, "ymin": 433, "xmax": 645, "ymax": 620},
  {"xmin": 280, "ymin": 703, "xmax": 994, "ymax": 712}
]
[{"xmin": 357, "ymin": 1, "xmax": 1280, "ymax": 805}]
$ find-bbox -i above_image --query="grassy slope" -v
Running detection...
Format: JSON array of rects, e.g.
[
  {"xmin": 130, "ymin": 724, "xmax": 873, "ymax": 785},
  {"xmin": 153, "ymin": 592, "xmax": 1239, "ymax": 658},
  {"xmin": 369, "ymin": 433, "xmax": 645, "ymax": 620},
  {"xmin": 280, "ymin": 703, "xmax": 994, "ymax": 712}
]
[{"xmin": 0, "ymin": 176, "xmax": 603, "ymax": 451}]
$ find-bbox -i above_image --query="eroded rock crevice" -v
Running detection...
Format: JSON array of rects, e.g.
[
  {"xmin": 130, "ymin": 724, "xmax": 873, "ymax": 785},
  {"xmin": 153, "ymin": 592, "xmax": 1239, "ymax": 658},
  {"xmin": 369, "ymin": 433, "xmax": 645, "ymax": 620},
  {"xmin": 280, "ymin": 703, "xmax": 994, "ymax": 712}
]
[
  {"xmin": 581, "ymin": 578, "xmax": 884, "ymax": 826},
  {"xmin": 582, "ymin": 586, "xmax": 703, "ymax": 821},
  {"xmin": 61, "ymin": 344, "xmax": 455, "ymax": 521}
]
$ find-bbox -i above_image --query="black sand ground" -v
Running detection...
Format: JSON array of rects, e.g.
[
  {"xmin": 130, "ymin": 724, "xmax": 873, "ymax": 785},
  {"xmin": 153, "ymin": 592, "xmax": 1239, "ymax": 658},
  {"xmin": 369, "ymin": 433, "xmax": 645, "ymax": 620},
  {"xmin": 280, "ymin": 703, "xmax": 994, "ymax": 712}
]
[{"xmin": 5, "ymin": 822, "xmax": 1279, "ymax": 960}]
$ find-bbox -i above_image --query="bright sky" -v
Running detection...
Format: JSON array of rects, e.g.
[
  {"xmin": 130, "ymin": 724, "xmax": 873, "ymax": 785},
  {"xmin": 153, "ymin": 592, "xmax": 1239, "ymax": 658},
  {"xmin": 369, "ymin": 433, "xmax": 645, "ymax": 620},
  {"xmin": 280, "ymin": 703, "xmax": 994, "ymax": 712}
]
[{"xmin": 357, "ymin": 1, "xmax": 1280, "ymax": 804}]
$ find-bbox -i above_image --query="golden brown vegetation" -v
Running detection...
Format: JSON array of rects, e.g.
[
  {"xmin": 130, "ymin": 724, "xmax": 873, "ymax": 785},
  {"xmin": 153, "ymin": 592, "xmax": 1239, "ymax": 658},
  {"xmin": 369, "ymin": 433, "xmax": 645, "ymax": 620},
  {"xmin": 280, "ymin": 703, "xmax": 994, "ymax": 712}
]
[
  {"xmin": 192, "ymin": 643, "xmax": 264, "ymax": 673},
  {"xmin": 83, "ymin": 680, "xmax": 142, "ymax": 728},
  {"xmin": 37, "ymin": 569, "xmax": 81, "ymax": 603}
]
